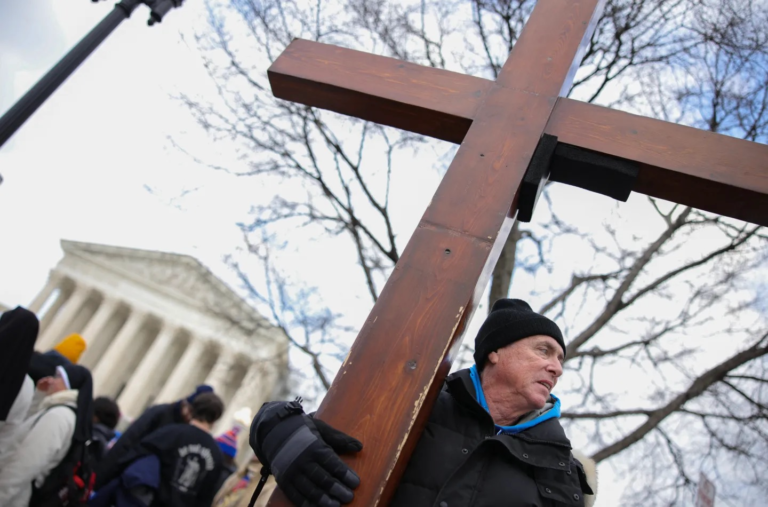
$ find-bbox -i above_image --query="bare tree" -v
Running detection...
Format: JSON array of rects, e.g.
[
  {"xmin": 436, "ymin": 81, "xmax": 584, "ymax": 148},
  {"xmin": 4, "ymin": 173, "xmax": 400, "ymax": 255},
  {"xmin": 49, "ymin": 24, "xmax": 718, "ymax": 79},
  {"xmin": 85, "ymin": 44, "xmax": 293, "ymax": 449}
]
[
  {"xmin": 226, "ymin": 230, "xmax": 355, "ymax": 402},
  {"xmin": 547, "ymin": 3, "xmax": 768, "ymax": 502},
  {"xmin": 179, "ymin": 0, "xmax": 768, "ymax": 503}
]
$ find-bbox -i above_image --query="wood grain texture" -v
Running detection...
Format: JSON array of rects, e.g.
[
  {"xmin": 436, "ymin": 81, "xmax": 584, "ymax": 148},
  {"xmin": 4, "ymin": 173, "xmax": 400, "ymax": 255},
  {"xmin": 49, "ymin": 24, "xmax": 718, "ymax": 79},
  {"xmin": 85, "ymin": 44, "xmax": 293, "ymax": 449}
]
[
  {"xmin": 545, "ymin": 99, "xmax": 768, "ymax": 225},
  {"xmin": 268, "ymin": 1, "xmax": 607, "ymax": 505},
  {"xmin": 268, "ymin": 39, "xmax": 490, "ymax": 144},
  {"xmin": 269, "ymin": 41, "xmax": 768, "ymax": 226}
]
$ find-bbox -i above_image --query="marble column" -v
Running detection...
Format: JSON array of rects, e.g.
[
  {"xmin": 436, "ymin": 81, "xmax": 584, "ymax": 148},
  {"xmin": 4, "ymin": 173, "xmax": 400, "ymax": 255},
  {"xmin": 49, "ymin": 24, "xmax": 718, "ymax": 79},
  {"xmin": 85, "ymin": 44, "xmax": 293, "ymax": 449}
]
[
  {"xmin": 38, "ymin": 284, "xmax": 71, "ymax": 335},
  {"xmin": 36, "ymin": 282, "xmax": 91, "ymax": 350},
  {"xmin": 155, "ymin": 336, "xmax": 207, "ymax": 404},
  {"xmin": 78, "ymin": 296, "xmax": 120, "ymax": 368},
  {"xmin": 117, "ymin": 322, "xmax": 179, "ymax": 418},
  {"xmin": 204, "ymin": 349, "xmax": 236, "ymax": 399},
  {"xmin": 215, "ymin": 360, "xmax": 273, "ymax": 435},
  {"xmin": 27, "ymin": 271, "xmax": 62, "ymax": 313},
  {"xmin": 92, "ymin": 308, "xmax": 148, "ymax": 397}
]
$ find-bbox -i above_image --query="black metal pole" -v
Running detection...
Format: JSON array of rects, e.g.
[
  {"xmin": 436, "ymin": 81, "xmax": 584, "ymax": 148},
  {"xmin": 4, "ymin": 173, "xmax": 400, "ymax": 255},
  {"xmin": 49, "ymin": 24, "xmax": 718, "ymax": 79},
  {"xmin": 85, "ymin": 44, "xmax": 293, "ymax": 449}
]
[{"xmin": 0, "ymin": 0, "xmax": 142, "ymax": 148}]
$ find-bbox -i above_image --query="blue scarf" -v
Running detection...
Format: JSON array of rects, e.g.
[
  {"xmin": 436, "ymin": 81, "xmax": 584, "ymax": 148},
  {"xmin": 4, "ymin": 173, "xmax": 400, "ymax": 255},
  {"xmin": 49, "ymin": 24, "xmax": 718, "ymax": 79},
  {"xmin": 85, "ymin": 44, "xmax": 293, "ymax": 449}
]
[{"xmin": 469, "ymin": 364, "xmax": 560, "ymax": 435}]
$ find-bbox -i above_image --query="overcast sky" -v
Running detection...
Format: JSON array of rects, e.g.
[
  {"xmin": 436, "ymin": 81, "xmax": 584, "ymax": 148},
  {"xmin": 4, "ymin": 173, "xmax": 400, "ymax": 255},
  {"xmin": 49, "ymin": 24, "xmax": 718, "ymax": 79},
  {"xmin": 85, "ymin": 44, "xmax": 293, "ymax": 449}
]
[{"xmin": 0, "ymin": 0, "xmax": 253, "ymax": 308}]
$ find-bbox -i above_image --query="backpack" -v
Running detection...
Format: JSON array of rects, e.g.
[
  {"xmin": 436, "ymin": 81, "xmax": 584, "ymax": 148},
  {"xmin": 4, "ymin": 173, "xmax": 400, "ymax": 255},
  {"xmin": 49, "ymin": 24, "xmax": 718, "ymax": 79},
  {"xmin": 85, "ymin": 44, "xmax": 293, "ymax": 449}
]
[{"xmin": 28, "ymin": 405, "xmax": 98, "ymax": 507}]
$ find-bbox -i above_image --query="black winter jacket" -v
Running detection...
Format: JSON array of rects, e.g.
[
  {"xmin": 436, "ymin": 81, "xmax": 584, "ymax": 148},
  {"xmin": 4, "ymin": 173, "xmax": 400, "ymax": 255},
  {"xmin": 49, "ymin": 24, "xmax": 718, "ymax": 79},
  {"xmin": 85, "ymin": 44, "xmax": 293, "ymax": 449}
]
[
  {"xmin": 138, "ymin": 424, "xmax": 224, "ymax": 507},
  {"xmin": 391, "ymin": 369, "xmax": 594, "ymax": 507},
  {"xmin": 95, "ymin": 402, "xmax": 185, "ymax": 489},
  {"xmin": 92, "ymin": 422, "xmax": 116, "ymax": 463}
]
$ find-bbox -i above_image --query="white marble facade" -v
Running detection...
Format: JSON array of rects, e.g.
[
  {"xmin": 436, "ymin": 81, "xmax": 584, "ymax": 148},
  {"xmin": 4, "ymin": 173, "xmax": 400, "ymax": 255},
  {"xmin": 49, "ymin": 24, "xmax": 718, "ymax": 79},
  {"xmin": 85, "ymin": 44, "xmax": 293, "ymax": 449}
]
[{"xmin": 29, "ymin": 240, "xmax": 289, "ymax": 440}]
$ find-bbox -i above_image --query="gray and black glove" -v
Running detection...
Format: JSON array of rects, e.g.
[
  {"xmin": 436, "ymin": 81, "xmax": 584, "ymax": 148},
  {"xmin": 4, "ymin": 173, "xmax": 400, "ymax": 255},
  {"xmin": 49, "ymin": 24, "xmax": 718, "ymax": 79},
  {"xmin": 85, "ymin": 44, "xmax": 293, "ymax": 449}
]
[{"xmin": 250, "ymin": 401, "xmax": 362, "ymax": 507}]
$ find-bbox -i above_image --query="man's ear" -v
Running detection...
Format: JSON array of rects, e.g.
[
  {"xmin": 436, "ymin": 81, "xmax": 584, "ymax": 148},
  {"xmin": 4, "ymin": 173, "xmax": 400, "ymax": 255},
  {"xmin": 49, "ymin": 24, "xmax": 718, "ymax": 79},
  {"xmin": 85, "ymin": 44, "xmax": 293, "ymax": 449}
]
[{"xmin": 487, "ymin": 351, "xmax": 500, "ymax": 366}]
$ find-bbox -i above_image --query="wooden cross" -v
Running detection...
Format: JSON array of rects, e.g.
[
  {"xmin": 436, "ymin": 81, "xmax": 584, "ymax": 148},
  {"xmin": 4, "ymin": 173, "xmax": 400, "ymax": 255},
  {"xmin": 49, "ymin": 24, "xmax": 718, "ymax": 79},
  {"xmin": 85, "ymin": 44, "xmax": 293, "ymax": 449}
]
[{"xmin": 265, "ymin": 0, "xmax": 768, "ymax": 505}]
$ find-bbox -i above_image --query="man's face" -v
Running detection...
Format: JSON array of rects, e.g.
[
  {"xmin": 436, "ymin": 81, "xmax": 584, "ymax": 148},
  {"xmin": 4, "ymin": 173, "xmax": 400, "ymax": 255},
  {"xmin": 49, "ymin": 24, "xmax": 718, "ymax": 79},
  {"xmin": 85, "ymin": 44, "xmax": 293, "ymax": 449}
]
[
  {"xmin": 485, "ymin": 335, "xmax": 564, "ymax": 411},
  {"xmin": 181, "ymin": 401, "xmax": 192, "ymax": 423}
]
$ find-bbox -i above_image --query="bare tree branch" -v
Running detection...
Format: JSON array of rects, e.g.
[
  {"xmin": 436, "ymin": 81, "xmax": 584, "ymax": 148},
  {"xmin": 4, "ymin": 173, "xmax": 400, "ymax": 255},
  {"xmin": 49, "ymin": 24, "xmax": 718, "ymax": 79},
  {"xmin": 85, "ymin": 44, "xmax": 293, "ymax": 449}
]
[{"xmin": 590, "ymin": 333, "xmax": 768, "ymax": 462}]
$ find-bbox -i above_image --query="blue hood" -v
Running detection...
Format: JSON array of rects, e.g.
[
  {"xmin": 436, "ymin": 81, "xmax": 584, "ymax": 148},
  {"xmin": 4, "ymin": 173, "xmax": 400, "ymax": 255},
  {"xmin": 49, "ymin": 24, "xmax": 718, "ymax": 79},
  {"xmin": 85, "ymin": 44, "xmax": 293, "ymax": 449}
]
[{"xmin": 469, "ymin": 364, "xmax": 560, "ymax": 435}]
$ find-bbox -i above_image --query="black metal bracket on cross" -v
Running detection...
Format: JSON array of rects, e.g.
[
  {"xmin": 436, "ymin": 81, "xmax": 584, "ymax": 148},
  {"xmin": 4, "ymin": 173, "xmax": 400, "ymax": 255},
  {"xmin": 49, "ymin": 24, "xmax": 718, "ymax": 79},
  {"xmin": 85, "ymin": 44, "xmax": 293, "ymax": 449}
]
[{"xmin": 517, "ymin": 134, "xmax": 640, "ymax": 222}]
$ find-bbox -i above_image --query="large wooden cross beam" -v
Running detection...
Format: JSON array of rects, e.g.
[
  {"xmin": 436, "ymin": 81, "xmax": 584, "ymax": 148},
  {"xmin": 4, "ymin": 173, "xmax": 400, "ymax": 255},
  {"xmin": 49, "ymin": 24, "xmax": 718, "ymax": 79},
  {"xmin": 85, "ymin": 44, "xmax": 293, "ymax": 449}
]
[
  {"xmin": 270, "ymin": 43, "xmax": 768, "ymax": 226},
  {"xmin": 265, "ymin": 1, "xmax": 768, "ymax": 505}
]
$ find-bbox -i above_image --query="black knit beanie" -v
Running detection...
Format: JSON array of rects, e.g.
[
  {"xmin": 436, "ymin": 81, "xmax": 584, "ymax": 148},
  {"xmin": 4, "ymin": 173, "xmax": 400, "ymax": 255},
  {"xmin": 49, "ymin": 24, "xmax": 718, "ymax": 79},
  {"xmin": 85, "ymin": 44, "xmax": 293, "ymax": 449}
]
[
  {"xmin": 474, "ymin": 299, "xmax": 565, "ymax": 369},
  {"xmin": 0, "ymin": 307, "xmax": 39, "ymax": 421}
]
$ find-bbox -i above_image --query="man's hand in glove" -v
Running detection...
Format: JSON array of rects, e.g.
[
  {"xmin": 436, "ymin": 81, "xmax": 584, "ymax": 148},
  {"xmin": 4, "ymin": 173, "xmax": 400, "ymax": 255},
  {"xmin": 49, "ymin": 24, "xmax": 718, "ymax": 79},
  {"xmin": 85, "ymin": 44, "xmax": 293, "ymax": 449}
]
[{"xmin": 250, "ymin": 401, "xmax": 363, "ymax": 507}]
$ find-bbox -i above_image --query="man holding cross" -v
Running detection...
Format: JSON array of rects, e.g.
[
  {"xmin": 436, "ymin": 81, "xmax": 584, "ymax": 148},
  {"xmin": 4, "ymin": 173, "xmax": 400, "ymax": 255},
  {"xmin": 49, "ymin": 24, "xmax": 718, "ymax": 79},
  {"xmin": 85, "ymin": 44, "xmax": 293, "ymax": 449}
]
[{"xmin": 250, "ymin": 299, "xmax": 596, "ymax": 507}]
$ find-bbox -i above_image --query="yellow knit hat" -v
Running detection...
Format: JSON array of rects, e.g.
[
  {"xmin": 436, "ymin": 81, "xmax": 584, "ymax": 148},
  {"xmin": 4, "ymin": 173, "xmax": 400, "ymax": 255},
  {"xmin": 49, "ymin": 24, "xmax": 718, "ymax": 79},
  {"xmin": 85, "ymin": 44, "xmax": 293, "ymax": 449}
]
[{"xmin": 53, "ymin": 334, "xmax": 87, "ymax": 363}]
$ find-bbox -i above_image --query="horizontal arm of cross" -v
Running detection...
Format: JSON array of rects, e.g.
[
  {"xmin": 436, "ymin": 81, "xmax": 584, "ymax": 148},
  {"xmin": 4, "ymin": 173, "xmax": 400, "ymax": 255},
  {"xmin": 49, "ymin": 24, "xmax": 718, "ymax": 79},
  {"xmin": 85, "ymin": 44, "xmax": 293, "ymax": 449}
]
[{"xmin": 269, "ymin": 39, "xmax": 768, "ymax": 226}]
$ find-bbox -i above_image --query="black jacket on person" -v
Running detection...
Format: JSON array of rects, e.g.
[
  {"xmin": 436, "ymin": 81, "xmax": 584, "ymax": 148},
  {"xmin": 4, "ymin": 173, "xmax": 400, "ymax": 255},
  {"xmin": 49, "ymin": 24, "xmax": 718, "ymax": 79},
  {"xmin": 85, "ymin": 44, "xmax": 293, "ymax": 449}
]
[
  {"xmin": 135, "ymin": 423, "xmax": 224, "ymax": 507},
  {"xmin": 390, "ymin": 369, "xmax": 594, "ymax": 507},
  {"xmin": 212, "ymin": 460, "xmax": 238, "ymax": 500},
  {"xmin": 95, "ymin": 402, "xmax": 185, "ymax": 489},
  {"xmin": 92, "ymin": 422, "xmax": 116, "ymax": 463}
]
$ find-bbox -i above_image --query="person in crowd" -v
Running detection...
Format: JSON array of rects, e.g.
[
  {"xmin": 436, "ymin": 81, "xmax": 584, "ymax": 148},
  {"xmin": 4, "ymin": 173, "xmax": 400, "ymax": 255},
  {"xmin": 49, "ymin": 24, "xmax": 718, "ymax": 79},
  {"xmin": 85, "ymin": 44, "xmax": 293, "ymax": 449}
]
[
  {"xmin": 28, "ymin": 333, "xmax": 87, "ymax": 383},
  {"xmin": 0, "ymin": 307, "xmax": 39, "ymax": 471},
  {"xmin": 250, "ymin": 299, "xmax": 598, "ymax": 507},
  {"xmin": 53, "ymin": 333, "xmax": 88, "ymax": 363},
  {"xmin": 213, "ymin": 455, "xmax": 276, "ymax": 507},
  {"xmin": 93, "ymin": 397, "xmax": 121, "ymax": 462},
  {"xmin": 0, "ymin": 364, "xmax": 93, "ymax": 507},
  {"xmin": 95, "ymin": 384, "xmax": 215, "ymax": 489},
  {"xmin": 212, "ymin": 426, "xmax": 241, "ymax": 495},
  {"xmin": 90, "ymin": 393, "xmax": 226, "ymax": 507}
]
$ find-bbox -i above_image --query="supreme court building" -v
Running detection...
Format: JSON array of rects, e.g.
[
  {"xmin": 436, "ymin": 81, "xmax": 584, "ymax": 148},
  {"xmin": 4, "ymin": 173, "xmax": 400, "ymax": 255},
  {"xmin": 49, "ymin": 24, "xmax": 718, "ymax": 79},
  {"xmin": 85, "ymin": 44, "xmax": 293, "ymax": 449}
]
[{"xmin": 29, "ymin": 240, "xmax": 289, "ymax": 438}]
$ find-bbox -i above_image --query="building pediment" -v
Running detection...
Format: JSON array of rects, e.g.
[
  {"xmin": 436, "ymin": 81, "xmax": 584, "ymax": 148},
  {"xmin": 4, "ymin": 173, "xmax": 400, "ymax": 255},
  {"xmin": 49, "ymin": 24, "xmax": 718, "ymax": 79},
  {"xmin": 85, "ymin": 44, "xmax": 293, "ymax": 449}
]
[
  {"xmin": 33, "ymin": 241, "xmax": 287, "ymax": 435},
  {"xmin": 60, "ymin": 240, "xmax": 260, "ymax": 324}
]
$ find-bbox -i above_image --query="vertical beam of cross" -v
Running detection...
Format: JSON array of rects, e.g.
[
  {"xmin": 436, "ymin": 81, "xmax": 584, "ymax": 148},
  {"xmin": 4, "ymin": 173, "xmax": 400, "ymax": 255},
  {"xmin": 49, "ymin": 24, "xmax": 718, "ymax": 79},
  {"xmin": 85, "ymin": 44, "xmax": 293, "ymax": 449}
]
[{"xmin": 269, "ymin": 1, "xmax": 607, "ymax": 505}]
